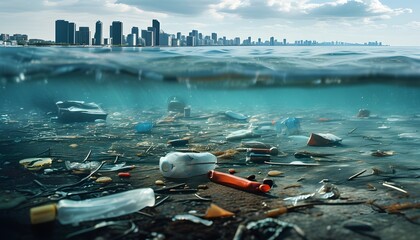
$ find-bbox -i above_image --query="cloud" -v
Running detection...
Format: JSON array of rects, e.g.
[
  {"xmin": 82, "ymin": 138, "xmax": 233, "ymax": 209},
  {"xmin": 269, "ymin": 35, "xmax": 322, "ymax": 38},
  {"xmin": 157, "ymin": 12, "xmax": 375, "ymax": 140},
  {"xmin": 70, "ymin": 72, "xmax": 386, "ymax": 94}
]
[
  {"xmin": 213, "ymin": 0, "xmax": 412, "ymax": 20},
  {"xmin": 115, "ymin": 0, "xmax": 215, "ymax": 15}
]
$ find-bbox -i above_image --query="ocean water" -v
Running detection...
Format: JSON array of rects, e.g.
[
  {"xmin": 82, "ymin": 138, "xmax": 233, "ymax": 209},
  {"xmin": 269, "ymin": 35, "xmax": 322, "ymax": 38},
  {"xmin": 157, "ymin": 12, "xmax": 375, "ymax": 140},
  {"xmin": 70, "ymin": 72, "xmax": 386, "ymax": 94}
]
[
  {"xmin": 1, "ymin": 46, "xmax": 420, "ymax": 115},
  {"xmin": 1, "ymin": 46, "xmax": 420, "ymax": 239}
]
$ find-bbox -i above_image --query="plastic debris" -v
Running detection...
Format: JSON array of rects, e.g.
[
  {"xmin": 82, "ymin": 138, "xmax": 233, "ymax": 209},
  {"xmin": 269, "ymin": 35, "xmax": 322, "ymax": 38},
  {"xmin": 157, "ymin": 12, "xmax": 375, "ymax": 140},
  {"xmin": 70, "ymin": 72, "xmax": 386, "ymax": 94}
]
[
  {"xmin": 208, "ymin": 170, "xmax": 271, "ymax": 194},
  {"xmin": 276, "ymin": 117, "xmax": 301, "ymax": 135},
  {"xmin": 56, "ymin": 100, "xmax": 107, "ymax": 123},
  {"xmin": 226, "ymin": 129, "xmax": 260, "ymax": 141},
  {"xmin": 204, "ymin": 203, "xmax": 235, "ymax": 219},
  {"xmin": 19, "ymin": 157, "xmax": 52, "ymax": 171},
  {"xmin": 284, "ymin": 183, "xmax": 340, "ymax": 205},
  {"xmin": 30, "ymin": 188, "xmax": 155, "ymax": 225},
  {"xmin": 167, "ymin": 96, "xmax": 185, "ymax": 113},
  {"xmin": 307, "ymin": 133, "xmax": 342, "ymax": 146},
  {"xmin": 172, "ymin": 214, "xmax": 213, "ymax": 226},
  {"xmin": 371, "ymin": 150, "xmax": 395, "ymax": 157},
  {"xmin": 246, "ymin": 153, "xmax": 271, "ymax": 163},
  {"xmin": 65, "ymin": 161, "xmax": 134, "ymax": 173},
  {"xmin": 159, "ymin": 152, "xmax": 217, "ymax": 178},
  {"xmin": 357, "ymin": 109, "xmax": 370, "ymax": 118},
  {"xmin": 135, "ymin": 121, "xmax": 154, "ymax": 133},
  {"xmin": 225, "ymin": 110, "xmax": 248, "ymax": 121},
  {"xmin": 246, "ymin": 218, "xmax": 305, "ymax": 240}
]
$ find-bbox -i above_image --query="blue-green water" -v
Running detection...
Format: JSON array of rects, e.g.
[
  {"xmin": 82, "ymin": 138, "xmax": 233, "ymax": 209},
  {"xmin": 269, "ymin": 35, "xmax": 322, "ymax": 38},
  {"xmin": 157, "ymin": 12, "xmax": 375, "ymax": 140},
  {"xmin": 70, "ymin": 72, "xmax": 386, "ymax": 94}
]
[{"xmin": 1, "ymin": 46, "xmax": 420, "ymax": 115}]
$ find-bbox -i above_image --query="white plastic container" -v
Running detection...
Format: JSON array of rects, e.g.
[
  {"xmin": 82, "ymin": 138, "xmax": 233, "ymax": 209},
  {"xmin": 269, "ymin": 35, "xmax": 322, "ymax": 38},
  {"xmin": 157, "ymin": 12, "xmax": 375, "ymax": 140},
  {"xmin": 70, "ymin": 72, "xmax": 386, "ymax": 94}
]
[
  {"xmin": 159, "ymin": 152, "xmax": 217, "ymax": 178},
  {"xmin": 30, "ymin": 188, "xmax": 155, "ymax": 225}
]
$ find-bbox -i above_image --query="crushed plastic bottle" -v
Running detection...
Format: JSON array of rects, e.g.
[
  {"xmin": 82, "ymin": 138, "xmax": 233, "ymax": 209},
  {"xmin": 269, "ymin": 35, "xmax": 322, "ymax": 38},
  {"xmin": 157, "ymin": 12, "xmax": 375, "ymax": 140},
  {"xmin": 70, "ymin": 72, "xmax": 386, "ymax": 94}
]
[
  {"xmin": 30, "ymin": 188, "xmax": 155, "ymax": 225},
  {"xmin": 159, "ymin": 152, "xmax": 217, "ymax": 178}
]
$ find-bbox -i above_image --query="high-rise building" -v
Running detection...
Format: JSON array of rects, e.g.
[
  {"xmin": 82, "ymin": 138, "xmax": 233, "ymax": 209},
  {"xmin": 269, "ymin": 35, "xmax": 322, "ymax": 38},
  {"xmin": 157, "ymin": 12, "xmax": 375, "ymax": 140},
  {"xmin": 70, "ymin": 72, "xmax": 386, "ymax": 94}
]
[
  {"xmin": 186, "ymin": 36, "xmax": 195, "ymax": 46},
  {"xmin": 69, "ymin": 22, "xmax": 76, "ymax": 44},
  {"xmin": 131, "ymin": 27, "xmax": 139, "ymax": 45},
  {"xmin": 283, "ymin": 38, "xmax": 287, "ymax": 45},
  {"xmin": 176, "ymin": 32, "xmax": 181, "ymax": 40},
  {"xmin": 234, "ymin": 37, "xmax": 240, "ymax": 46},
  {"xmin": 147, "ymin": 27, "xmax": 156, "ymax": 46},
  {"xmin": 152, "ymin": 19, "xmax": 160, "ymax": 46},
  {"xmin": 270, "ymin": 37, "xmax": 274, "ymax": 46},
  {"xmin": 211, "ymin": 33, "xmax": 217, "ymax": 44},
  {"xmin": 111, "ymin": 21, "xmax": 123, "ymax": 45},
  {"xmin": 94, "ymin": 21, "xmax": 103, "ymax": 45},
  {"xmin": 159, "ymin": 32, "xmax": 172, "ymax": 47},
  {"xmin": 127, "ymin": 34, "xmax": 136, "ymax": 46},
  {"xmin": 77, "ymin": 27, "xmax": 91, "ymax": 45},
  {"xmin": 142, "ymin": 30, "xmax": 154, "ymax": 47},
  {"xmin": 55, "ymin": 20, "xmax": 69, "ymax": 44}
]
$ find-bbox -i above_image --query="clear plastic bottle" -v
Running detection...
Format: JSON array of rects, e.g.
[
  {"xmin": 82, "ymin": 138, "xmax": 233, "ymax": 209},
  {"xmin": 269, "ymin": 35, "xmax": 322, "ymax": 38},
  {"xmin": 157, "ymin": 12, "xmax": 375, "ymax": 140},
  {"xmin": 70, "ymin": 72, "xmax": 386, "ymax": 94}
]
[
  {"xmin": 159, "ymin": 152, "xmax": 217, "ymax": 178},
  {"xmin": 30, "ymin": 188, "xmax": 155, "ymax": 225}
]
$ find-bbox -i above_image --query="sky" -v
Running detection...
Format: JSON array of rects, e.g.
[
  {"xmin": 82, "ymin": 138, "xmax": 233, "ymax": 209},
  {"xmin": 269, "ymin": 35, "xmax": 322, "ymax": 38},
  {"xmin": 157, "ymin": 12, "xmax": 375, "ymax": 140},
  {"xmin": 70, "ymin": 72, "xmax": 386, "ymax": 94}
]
[{"xmin": 0, "ymin": 0, "xmax": 419, "ymax": 46}]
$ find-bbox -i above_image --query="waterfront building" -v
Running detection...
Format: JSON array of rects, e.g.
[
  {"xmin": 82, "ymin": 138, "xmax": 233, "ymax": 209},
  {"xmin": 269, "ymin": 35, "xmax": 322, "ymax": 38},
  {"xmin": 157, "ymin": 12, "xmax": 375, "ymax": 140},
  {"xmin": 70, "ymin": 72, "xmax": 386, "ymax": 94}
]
[
  {"xmin": 159, "ymin": 32, "xmax": 172, "ymax": 46},
  {"xmin": 132, "ymin": 27, "xmax": 139, "ymax": 45},
  {"xmin": 76, "ymin": 27, "xmax": 91, "ymax": 45},
  {"xmin": 142, "ymin": 30, "xmax": 154, "ymax": 47},
  {"xmin": 127, "ymin": 33, "xmax": 136, "ymax": 46},
  {"xmin": 211, "ymin": 33, "xmax": 217, "ymax": 44},
  {"xmin": 55, "ymin": 20, "xmax": 69, "ymax": 44},
  {"xmin": 111, "ymin": 21, "xmax": 123, "ymax": 45},
  {"xmin": 186, "ymin": 36, "xmax": 195, "ymax": 46},
  {"xmin": 94, "ymin": 21, "xmax": 103, "ymax": 45},
  {"xmin": 147, "ymin": 27, "xmax": 156, "ymax": 46},
  {"xmin": 152, "ymin": 19, "xmax": 160, "ymax": 46}
]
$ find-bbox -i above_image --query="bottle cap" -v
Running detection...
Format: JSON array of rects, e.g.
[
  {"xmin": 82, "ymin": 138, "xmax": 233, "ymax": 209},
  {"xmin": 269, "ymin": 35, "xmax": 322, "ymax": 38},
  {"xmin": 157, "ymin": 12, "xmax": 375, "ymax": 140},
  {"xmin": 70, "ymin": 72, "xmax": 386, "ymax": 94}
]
[
  {"xmin": 30, "ymin": 204, "xmax": 57, "ymax": 224},
  {"xmin": 161, "ymin": 161, "xmax": 173, "ymax": 173}
]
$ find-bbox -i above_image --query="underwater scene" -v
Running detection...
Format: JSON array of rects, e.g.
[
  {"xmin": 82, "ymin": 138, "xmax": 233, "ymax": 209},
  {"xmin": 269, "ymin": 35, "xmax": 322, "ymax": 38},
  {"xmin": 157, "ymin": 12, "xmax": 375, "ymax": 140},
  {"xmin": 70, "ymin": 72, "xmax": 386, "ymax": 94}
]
[{"xmin": 0, "ymin": 46, "xmax": 419, "ymax": 239}]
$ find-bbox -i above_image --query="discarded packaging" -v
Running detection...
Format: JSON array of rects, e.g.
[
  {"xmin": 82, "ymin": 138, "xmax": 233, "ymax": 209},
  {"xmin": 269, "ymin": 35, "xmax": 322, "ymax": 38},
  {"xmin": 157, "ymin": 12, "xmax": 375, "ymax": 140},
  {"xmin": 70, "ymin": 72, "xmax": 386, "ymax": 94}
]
[
  {"xmin": 226, "ymin": 129, "xmax": 260, "ymax": 141},
  {"xmin": 30, "ymin": 188, "xmax": 155, "ymax": 225},
  {"xmin": 56, "ymin": 101, "xmax": 107, "ymax": 123},
  {"xmin": 307, "ymin": 133, "xmax": 342, "ymax": 146},
  {"xmin": 284, "ymin": 183, "xmax": 340, "ymax": 205},
  {"xmin": 65, "ymin": 161, "xmax": 134, "ymax": 173},
  {"xmin": 276, "ymin": 117, "xmax": 301, "ymax": 135},
  {"xmin": 159, "ymin": 152, "xmax": 217, "ymax": 178},
  {"xmin": 357, "ymin": 109, "xmax": 370, "ymax": 118},
  {"xmin": 208, "ymin": 170, "xmax": 271, "ymax": 194},
  {"xmin": 19, "ymin": 158, "xmax": 52, "ymax": 171}
]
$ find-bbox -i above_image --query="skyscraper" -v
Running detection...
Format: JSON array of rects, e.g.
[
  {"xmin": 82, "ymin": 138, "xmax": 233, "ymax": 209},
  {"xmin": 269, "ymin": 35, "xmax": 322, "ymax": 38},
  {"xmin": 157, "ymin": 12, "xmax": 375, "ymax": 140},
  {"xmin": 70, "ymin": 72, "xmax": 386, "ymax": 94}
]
[
  {"xmin": 55, "ymin": 20, "xmax": 69, "ymax": 44},
  {"xmin": 69, "ymin": 22, "xmax": 76, "ymax": 44},
  {"xmin": 142, "ymin": 30, "xmax": 154, "ymax": 47},
  {"xmin": 270, "ymin": 37, "xmax": 274, "ymax": 46},
  {"xmin": 78, "ymin": 27, "xmax": 91, "ymax": 45},
  {"xmin": 147, "ymin": 27, "xmax": 156, "ymax": 46},
  {"xmin": 131, "ymin": 27, "xmax": 139, "ymax": 45},
  {"xmin": 211, "ymin": 33, "xmax": 217, "ymax": 44},
  {"xmin": 94, "ymin": 21, "xmax": 103, "ymax": 45},
  {"xmin": 111, "ymin": 21, "xmax": 123, "ymax": 45},
  {"xmin": 152, "ymin": 19, "xmax": 160, "ymax": 46}
]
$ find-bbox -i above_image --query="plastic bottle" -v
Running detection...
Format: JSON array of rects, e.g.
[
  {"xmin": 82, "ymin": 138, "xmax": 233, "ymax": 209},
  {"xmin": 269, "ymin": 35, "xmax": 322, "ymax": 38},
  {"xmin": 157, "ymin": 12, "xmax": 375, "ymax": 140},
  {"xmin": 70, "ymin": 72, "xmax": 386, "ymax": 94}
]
[
  {"xmin": 30, "ymin": 188, "xmax": 155, "ymax": 225},
  {"xmin": 159, "ymin": 152, "xmax": 217, "ymax": 178}
]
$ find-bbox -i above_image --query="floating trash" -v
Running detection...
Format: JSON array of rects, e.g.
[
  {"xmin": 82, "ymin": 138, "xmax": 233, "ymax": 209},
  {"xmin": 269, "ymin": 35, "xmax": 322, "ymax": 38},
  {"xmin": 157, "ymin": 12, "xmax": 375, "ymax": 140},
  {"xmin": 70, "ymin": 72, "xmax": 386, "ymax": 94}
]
[{"xmin": 56, "ymin": 100, "xmax": 107, "ymax": 123}]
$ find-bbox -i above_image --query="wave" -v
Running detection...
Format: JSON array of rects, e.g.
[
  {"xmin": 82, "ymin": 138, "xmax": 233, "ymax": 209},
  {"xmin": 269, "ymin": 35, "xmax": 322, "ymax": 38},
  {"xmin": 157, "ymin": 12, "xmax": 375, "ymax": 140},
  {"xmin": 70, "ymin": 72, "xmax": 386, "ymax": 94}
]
[{"xmin": 1, "ymin": 46, "xmax": 420, "ymax": 88}]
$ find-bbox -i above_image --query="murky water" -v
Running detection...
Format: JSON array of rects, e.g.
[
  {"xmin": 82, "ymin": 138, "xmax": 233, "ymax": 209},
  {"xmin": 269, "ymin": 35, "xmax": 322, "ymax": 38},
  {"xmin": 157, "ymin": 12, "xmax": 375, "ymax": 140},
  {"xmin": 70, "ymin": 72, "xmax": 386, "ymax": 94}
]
[{"xmin": 0, "ymin": 46, "xmax": 419, "ymax": 239}]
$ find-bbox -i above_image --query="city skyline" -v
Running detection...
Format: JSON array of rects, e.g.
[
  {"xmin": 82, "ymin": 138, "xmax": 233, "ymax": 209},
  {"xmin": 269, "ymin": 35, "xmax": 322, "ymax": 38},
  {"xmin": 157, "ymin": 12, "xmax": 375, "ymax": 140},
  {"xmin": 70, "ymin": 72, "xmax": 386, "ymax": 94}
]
[
  {"xmin": 0, "ymin": 0, "xmax": 419, "ymax": 46},
  {"xmin": 51, "ymin": 18, "xmax": 383, "ymax": 47}
]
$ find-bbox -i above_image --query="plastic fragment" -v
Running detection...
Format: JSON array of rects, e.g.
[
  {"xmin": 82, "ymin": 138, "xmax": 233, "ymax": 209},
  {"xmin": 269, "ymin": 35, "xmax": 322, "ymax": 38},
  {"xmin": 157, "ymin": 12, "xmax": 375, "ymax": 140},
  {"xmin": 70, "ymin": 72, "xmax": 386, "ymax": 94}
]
[
  {"xmin": 172, "ymin": 214, "xmax": 213, "ymax": 226},
  {"xmin": 204, "ymin": 203, "xmax": 234, "ymax": 219}
]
